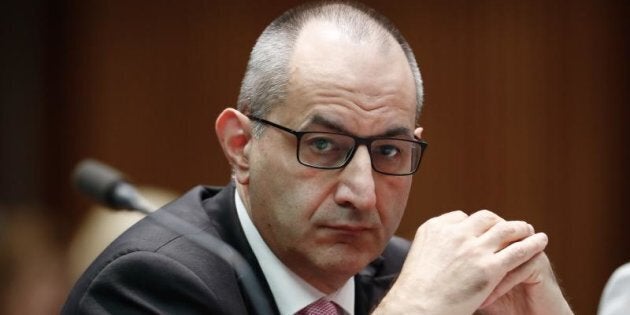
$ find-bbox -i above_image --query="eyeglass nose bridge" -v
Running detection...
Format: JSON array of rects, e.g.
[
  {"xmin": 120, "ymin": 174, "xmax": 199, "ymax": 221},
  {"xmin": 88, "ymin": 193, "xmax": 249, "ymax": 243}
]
[{"xmin": 335, "ymin": 137, "xmax": 377, "ymax": 170}]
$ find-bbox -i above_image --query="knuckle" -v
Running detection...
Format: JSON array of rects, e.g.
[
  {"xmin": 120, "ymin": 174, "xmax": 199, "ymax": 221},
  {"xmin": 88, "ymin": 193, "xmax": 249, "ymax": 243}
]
[
  {"xmin": 496, "ymin": 221, "xmax": 517, "ymax": 238},
  {"xmin": 520, "ymin": 222, "xmax": 534, "ymax": 236},
  {"xmin": 421, "ymin": 217, "xmax": 438, "ymax": 229},
  {"xmin": 512, "ymin": 246, "xmax": 529, "ymax": 260},
  {"xmin": 475, "ymin": 209, "xmax": 495, "ymax": 220},
  {"xmin": 430, "ymin": 210, "xmax": 468, "ymax": 225},
  {"xmin": 450, "ymin": 210, "xmax": 468, "ymax": 219},
  {"xmin": 504, "ymin": 224, "xmax": 518, "ymax": 236},
  {"xmin": 496, "ymin": 221, "xmax": 530, "ymax": 239},
  {"xmin": 474, "ymin": 209, "xmax": 503, "ymax": 225}
]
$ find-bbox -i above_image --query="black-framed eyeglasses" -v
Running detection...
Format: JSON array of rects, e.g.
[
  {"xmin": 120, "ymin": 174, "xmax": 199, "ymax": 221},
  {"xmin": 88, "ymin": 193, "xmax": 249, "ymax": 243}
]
[{"xmin": 248, "ymin": 116, "xmax": 428, "ymax": 176}]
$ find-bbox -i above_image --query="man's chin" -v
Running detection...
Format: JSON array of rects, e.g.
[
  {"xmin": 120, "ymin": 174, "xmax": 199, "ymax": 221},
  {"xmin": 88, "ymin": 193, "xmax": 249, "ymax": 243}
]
[{"xmin": 311, "ymin": 243, "xmax": 380, "ymax": 274}]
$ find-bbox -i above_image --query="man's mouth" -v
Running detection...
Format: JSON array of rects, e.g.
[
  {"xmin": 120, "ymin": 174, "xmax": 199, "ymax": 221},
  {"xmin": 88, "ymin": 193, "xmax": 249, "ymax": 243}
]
[{"xmin": 321, "ymin": 224, "xmax": 372, "ymax": 235}]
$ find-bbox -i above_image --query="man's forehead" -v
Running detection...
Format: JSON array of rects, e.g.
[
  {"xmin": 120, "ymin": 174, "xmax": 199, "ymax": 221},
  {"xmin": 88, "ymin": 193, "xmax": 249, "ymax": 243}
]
[
  {"xmin": 275, "ymin": 19, "xmax": 417, "ymax": 131},
  {"xmin": 292, "ymin": 19, "xmax": 396, "ymax": 62},
  {"xmin": 300, "ymin": 18, "xmax": 388, "ymax": 42},
  {"xmin": 291, "ymin": 20, "xmax": 411, "ymax": 82},
  {"xmin": 287, "ymin": 20, "xmax": 413, "ymax": 92}
]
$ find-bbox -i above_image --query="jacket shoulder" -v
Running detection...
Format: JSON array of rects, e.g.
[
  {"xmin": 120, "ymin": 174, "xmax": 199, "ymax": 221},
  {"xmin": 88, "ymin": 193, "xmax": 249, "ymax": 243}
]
[
  {"xmin": 70, "ymin": 250, "xmax": 239, "ymax": 314},
  {"xmin": 62, "ymin": 185, "xmax": 244, "ymax": 314}
]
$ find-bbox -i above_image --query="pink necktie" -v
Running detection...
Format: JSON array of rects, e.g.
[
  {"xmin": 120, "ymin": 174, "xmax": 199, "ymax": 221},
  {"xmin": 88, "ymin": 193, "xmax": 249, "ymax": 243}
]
[{"xmin": 297, "ymin": 298, "xmax": 341, "ymax": 315}]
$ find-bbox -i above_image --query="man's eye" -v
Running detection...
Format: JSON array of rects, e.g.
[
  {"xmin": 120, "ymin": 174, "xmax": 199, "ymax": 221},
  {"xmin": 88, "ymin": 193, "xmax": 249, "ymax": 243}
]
[
  {"xmin": 309, "ymin": 137, "xmax": 335, "ymax": 152},
  {"xmin": 377, "ymin": 145, "xmax": 401, "ymax": 158}
]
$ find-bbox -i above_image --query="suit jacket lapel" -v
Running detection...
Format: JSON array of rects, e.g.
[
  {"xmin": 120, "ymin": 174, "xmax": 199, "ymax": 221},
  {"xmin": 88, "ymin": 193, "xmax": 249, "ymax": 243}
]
[{"xmin": 201, "ymin": 183, "xmax": 280, "ymax": 315}]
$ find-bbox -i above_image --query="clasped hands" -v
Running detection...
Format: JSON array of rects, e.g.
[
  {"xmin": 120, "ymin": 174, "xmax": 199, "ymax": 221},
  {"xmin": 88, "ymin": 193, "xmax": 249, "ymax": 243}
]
[{"xmin": 375, "ymin": 210, "xmax": 573, "ymax": 315}]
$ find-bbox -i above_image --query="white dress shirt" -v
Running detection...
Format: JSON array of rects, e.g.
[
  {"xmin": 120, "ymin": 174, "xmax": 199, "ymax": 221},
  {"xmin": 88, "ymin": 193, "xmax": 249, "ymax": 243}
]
[{"xmin": 235, "ymin": 191, "xmax": 355, "ymax": 315}]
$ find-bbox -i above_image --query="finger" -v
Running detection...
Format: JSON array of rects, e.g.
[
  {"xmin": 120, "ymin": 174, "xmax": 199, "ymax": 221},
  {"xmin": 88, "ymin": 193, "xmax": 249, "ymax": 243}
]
[
  {"xmin": 494, "ymin": 232, "xmax": 548, "ymax": 272},
  {"xmin": 479, "ymin": 252, "xmax": 546, "ymax": 308},
  {"xmin": 458, "ymin": 209, "xmax": 504, "ymax": 236},
  {"xmin": 476, "ymin": 220, "xmax": 534, "ymax": 251}
]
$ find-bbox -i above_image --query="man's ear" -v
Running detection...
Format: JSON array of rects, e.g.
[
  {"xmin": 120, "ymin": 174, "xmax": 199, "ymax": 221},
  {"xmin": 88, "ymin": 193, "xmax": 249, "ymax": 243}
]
[
  {"xmin": 414, "ymin": 127, "xmax": 424, "ymax": 139},
  {"xmin": 215, "ymin": 108, "xmax": 252, "ymax": 185}
]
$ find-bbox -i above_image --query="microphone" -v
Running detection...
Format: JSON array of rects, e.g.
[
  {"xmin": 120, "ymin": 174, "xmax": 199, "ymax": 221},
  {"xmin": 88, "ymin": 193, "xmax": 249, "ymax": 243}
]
[
  {"xmin": 72, "ymin": 159, "xmax": 153, "ymax": 214},
  {"xmin": 71, "ymin": 159, "xmax": 273, "ymax": 315}
]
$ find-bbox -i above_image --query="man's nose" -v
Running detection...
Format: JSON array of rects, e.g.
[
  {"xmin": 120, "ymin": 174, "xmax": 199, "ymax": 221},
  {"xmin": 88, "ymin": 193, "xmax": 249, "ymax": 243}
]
[{"xmin": 333, "ymin": 145, "xmax": 377, "ymax": 211}]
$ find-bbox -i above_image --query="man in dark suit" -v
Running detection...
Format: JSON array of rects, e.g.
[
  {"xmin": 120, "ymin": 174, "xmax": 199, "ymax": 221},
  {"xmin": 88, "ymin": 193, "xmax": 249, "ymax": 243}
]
[
  {"xmin": 63, "ymin": 1, "xmax": 573, "ymax": 314},
  {"xmin": 62, "ymin": 183, "xmax": 410, "ymax": 314}
]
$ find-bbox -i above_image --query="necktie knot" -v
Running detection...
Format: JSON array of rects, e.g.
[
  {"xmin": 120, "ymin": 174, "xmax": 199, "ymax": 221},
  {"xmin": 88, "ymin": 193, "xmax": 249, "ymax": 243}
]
[{"xmin": 297, "ymin": 298, "xmax": 341, "ymax": 315}]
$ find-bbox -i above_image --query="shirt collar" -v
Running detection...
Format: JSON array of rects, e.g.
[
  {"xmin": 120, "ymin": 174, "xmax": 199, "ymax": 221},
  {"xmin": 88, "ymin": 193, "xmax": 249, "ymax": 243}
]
[{"xmin": 235, "ymin": 190, "xmax": 355, "ymax": 315}]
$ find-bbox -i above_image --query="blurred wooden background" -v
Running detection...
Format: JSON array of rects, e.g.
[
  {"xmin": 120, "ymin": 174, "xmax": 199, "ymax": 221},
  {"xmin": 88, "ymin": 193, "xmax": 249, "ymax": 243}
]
[{"xmin": 1, "ymin": 0, "xmax": 628, "ymax": 314}]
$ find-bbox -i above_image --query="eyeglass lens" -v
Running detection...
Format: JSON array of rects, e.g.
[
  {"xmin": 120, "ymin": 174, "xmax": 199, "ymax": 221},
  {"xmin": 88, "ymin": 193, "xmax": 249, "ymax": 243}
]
[{"xmin": 298, "ymin": 132, "xmax": 421, "ymax": 175}]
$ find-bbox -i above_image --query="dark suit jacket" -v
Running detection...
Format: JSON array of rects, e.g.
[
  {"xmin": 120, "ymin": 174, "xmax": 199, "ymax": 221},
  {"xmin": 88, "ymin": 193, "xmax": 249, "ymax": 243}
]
[{"xmin": 62, "ymin": 184, "xmax": 410, "ymax": 314}]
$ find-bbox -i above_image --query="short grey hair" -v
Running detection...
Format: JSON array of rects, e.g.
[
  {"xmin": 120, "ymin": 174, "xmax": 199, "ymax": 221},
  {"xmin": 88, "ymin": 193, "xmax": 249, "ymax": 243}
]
[{"xmin": 237, "ymin": 1, "xmax": 424, "ymax": 135}]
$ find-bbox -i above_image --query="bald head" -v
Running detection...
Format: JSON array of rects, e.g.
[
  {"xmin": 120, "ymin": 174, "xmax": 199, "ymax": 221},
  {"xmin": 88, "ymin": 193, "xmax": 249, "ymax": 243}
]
[{"xmin": 237, "ymin": 1, "xmax": 423, "ymax": 135}]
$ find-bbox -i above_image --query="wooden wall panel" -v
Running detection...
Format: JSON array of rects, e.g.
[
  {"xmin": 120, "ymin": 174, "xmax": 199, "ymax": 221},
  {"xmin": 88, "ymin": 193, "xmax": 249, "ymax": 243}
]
[{"xmin": 34, "ymin": 1, "xmax": 629, "ymax": 313}]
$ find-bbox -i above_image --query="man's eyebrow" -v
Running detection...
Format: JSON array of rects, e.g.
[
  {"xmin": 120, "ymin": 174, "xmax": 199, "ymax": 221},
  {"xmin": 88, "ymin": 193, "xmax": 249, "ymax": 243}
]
[
  {"xmin": 307, "ymin": 115, "xmax": 349, "ymax": 133},
  {"xmin": 305, "ymin": 114, "xmax": 413, "ymax": 138}
]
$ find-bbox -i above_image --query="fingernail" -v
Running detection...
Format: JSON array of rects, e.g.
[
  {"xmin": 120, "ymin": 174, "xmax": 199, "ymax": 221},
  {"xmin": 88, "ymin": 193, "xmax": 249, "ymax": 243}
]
[{"xmin": 528, "ymin": 224, "xmax": 534, "ymax": 233}]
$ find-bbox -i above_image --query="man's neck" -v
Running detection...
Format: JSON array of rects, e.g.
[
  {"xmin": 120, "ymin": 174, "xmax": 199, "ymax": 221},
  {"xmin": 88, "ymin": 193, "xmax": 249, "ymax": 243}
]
[{"xmin": 233, "ymin": 187, "xmax": 355, "ymax": 315}]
